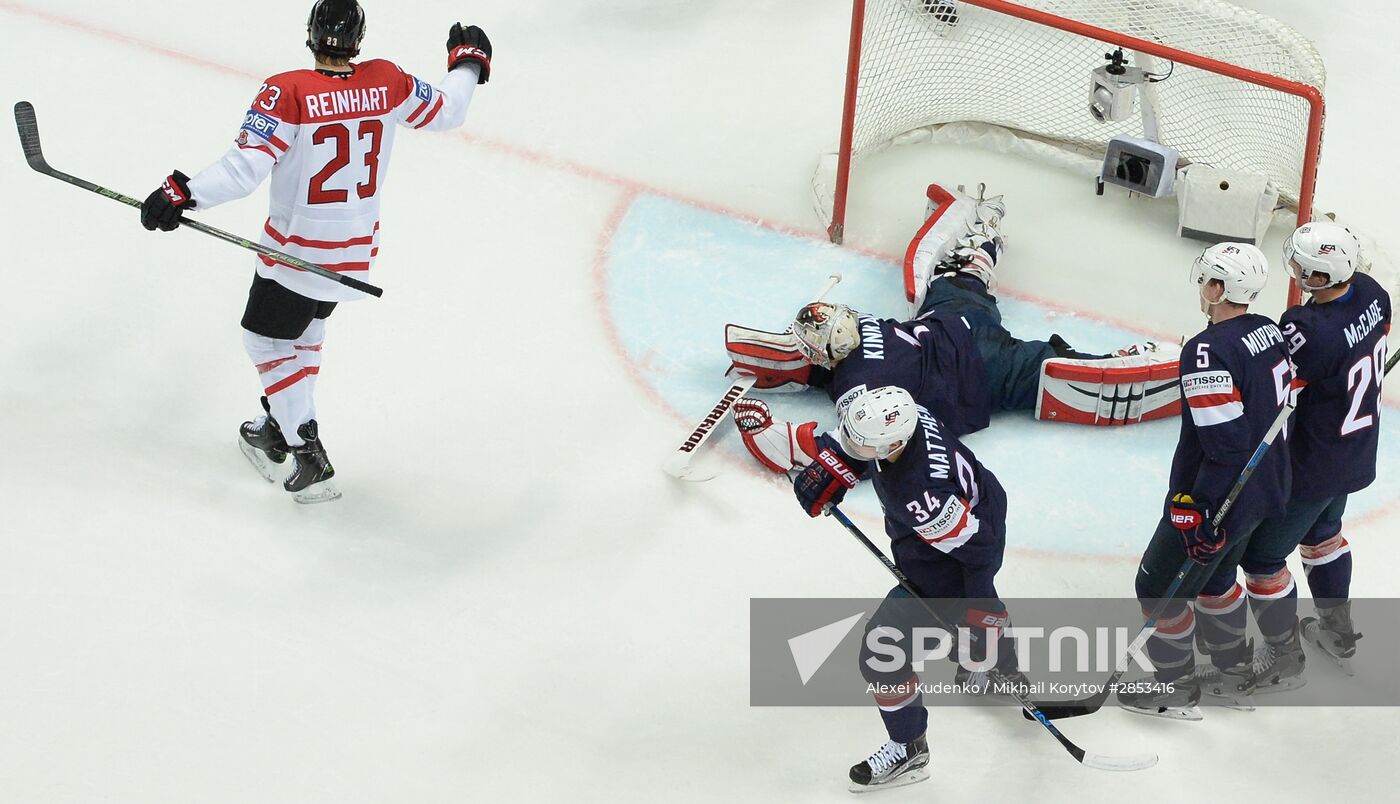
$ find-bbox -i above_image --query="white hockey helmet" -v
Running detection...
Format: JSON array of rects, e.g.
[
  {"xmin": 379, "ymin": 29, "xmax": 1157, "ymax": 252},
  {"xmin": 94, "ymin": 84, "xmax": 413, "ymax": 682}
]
[
  {"xmin": 1190, "ymin": 242, "xmax": 1269, "ymax": 305},
  {"xmin": 838, "ymin": 386, "xmax": 918, "ymax": 461},
  {"xmin": 1284, "ymin": 221, "xmax": 1362, "ymax": 291},
  {"xmin": 792, "ymin": 302, "xmax": 861, "ymax": 369}
]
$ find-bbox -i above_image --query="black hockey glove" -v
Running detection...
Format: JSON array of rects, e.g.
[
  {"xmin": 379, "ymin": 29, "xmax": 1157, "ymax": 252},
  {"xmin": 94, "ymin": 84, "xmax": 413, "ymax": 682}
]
[
  {"xmin": 140, "ymin": 170, "xmax": 195, "ymax": 232},
  {"xmin": 793, "ymin": 447, "xmax": 860, "ymax": 518},
  {"xmin": 447, "ymin": 23, "xmax": 491, "ymax": 83},
  {"xmin": 1167, "ymin": 493, "xmax": 1225, "ymax": 565}
]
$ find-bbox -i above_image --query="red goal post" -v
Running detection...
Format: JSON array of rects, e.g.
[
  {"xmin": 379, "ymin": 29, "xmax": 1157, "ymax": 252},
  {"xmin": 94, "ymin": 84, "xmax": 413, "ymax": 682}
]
[{"xmin": 822, "ymin": 0, "xmax": 1327, "ymax": 307}]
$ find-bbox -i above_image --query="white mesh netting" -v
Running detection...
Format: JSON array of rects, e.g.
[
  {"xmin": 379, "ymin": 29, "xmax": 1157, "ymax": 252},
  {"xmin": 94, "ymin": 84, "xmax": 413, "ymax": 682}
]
[{"xmin": 817, "ymin": 0, "xmax": 1327, "ymax": 225}]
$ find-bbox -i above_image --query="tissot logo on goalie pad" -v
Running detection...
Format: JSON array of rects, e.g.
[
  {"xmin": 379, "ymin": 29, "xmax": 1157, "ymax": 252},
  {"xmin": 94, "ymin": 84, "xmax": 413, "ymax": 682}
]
[
  {"xmin": 414, "ymin": 78, "xmax": 433, "ymax": 104},
  {"xmin": 241, "ymin": 111, "xmax": 279, "ymax": 139},
  {"xmin": 1180, "ymin": 371, "xmax": 1234, "ymax": 399}
]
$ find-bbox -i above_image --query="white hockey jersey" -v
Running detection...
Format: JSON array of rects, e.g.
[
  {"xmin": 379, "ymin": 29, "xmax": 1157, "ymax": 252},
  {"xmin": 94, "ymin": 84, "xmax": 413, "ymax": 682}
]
[{"xmin": 187, "ymin": 59, "xmax": 479, "ymax": 302}]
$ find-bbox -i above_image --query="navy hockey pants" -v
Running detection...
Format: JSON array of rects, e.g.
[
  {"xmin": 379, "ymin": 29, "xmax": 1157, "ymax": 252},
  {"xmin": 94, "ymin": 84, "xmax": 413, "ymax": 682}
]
[
  {"xmin": 918, "ymin": 275, "xmax": 1056, "ymax": 412},
  {"xmin": 857, "ymin": 525, "xmax": 1009, "ymax": 743}
]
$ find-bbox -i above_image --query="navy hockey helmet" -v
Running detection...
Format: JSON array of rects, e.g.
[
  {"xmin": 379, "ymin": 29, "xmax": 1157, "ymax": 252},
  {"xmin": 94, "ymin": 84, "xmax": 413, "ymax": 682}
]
[{"xmin": 307, "ymin": 0, "xmax": 366, "ymax": 59}]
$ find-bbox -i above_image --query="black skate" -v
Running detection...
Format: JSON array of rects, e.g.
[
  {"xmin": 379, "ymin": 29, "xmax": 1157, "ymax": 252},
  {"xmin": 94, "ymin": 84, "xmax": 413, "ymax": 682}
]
[
  {"xmin": 1118, "ymin": 675, "xmax": 1202, "ymax": 721},
  {"xmin": 1193, "ymin": 662, "xmax": 1256, "ymax": 711},
  {"xmin": 849, "ymin": 734, "xmax": 930, "ymax": 793},
  {"xmin": 283, "ymin": 420, "xmax": 341, "ymax": 504},
  {"xmin": 1301, "ymin": 602, "xmax": 1362, "ymax": 676},
  {"xmin": 239, "ymin": 396, "xmax": 289, "ymax": 483},
  {"xmin": 1250, "ymin": 625, "xmax": 1307, "ymax": 694}
]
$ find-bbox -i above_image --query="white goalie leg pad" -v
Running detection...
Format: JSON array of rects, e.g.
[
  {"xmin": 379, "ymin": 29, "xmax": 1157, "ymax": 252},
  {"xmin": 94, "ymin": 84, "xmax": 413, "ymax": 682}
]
[
  {"xmin": 1035, "ymin": 346, "xmax": 1182, "ymax": 426},
  {"xmin": 904, "ymin": 184, "xmax": 979, "ymax": 314}
]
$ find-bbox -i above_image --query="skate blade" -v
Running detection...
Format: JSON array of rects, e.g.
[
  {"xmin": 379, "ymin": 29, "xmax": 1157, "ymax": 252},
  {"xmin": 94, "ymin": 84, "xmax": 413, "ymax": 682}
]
[
  {"xmin": 1203, "ymin": 695, "xmax": 1255, "ymax": 711},
  {"xmin": 292, "ymin": 479, "xmax": 342, "ymax": 504},
  {"xmin": 1119, "ymin": 702, "xmax": 1204, "ymax": 721},
  {"xmin": 1252, "ymin": 677, "xmax": 1306, "ymax": 695},
  {"xmin": 848, "ymin": 766, "xmax": 930, "ymax": 794},
  {"xmin": 239, "ymin": 439, "xmax": 284, "ymax": 483}
]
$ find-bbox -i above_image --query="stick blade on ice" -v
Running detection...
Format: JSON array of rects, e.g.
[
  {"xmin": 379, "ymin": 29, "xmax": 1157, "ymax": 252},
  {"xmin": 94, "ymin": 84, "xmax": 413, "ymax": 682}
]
[
  {"xmin": 13, "ymin": 101, "xmax": 48, "ymax": 170},
  {"xmin": 1081, "ymin": 751, "xmax": 1158, "ymax": 772}
]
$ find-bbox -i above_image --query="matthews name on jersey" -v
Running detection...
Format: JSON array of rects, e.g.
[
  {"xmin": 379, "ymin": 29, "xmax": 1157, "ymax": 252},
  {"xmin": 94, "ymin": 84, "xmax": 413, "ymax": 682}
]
[
  {"xmin": 857, "ymin": 405, "xmax": 1007, "ymax": 561},
  {"xmin": 185, "ymin": 59, "xmax": 480, "ymax": 302},
  {"xmin": 1281, "ymin": 271, "xmax": 1392, "ymax": 499},
  {"xmin": 815, "ymin": 312, "xmax": 992, "ymax": 439},
  {"xmin": 1171, "ymin": 314, "xmax": 1293, "ymax": 528}
]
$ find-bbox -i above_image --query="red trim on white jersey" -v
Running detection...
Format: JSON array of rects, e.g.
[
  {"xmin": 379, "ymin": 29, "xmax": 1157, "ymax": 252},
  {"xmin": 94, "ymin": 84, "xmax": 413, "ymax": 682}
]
[
  {"xmin": 413, "ymin": 96, "xmax": 446, "ymax": 129},
  {"xmin": 259, "ymin": 254, "xmax": 371, "ymax": 273},
  {"xmin": 264, "ymin": 220, "xmax": 379, "ymax": 250}
]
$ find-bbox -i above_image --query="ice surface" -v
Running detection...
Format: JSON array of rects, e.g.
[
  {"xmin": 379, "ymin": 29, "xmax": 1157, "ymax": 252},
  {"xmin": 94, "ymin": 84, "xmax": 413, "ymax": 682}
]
[{"xmin": 1, "ymin": 1, "xmax": 1397, "ymax": 802}]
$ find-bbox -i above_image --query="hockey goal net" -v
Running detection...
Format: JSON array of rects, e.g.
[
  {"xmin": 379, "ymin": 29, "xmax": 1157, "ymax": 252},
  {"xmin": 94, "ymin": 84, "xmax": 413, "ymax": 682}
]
[{"xmin": 818, "ymin": 0, "xmax": 1327, "ymax": 302}]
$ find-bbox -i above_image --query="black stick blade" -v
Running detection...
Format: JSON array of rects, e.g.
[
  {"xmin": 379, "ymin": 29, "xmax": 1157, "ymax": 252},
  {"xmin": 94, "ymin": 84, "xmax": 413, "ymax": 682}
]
[{"xmin": 13, "ymin": 101, "xmax": 48, "ymax": 171}]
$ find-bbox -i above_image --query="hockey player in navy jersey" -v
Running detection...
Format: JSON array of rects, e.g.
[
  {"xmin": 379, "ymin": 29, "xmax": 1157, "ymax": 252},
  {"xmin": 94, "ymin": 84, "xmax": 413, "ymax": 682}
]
[
  {"xmin": 732, "ymin": 385, "xmax": 1020, "ymax": 792},
  {"xmin": 1120, "ymin": 243, "xmax": 1294, "ymax": 719},
  {"xmin": 1222, "ymin": 222, "xmax": 1390, "ymax": 685},
  {"xmin": 725, "ymin": 184, "xmax": 1181, "ymax": 435}
]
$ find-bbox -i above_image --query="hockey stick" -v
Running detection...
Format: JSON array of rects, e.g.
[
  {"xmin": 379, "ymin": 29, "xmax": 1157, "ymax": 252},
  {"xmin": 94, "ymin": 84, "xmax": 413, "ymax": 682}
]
[
  {"xmin": 1029, "ymin": 395, "xmax": 1297, "ymax": 720},
  {"xmin": 13, "ymin": 101, "xmax": 384, "ymax": 299},
  {"xmin": 825, "ymin": 505, "xmax": 1157, "ymax": 772},
  {"xmin": 662, "ymin": 272, "xmax": 843, "ymax": 481}
]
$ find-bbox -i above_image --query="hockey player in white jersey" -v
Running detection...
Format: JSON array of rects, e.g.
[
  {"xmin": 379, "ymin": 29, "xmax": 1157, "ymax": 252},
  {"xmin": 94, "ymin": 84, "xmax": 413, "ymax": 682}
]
[{"xmin": 138, "ymin": 0, "xmax": 490, "ymax": 502}]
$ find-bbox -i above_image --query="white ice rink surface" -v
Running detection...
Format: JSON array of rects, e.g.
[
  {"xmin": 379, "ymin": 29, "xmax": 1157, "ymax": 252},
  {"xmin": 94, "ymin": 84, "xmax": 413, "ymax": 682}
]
[{"xmin": 2, "ymin": 1, "xmax": 1398, "ymax": 801}]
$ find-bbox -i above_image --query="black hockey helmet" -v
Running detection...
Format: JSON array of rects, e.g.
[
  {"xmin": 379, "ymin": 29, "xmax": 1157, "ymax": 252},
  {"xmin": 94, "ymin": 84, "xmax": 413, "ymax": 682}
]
[{"xmin": 306, "ymin": 0, "xmax": 366, "ymax": 59}]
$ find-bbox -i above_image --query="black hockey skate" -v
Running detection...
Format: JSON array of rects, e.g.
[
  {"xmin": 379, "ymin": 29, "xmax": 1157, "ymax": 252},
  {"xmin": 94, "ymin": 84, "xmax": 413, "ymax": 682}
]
[
  {"xmin": 849, "ymin": 734, "xmax": 930, "ymax": 793},
  {"xmin": 1118, "ymin": 675, "xmax": 1203, "ymax": 721},
  {"xmin": 1301, "ymin": 602, "xmax": 1361, "ymax": 676},
  {"xmin": 239, "ymin": 396, "xmax": 289, "ymax": 483},
  {"xmin": 1249, "ymin": 625, "xmax": 1307, "ymax": 694},
  {"xmin": 283, "ymin": 420, "xmax": 341, "ymax": 504}
]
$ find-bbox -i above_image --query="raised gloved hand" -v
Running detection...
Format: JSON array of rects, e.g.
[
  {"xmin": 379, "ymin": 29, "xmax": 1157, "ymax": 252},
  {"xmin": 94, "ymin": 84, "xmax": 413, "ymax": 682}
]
[
  {"xmin": 140, "ymin": 170, "xmax": 194, "ymax": 232},
  {"xmin": 1168, "ymin": 493, "xmax": 1225, "ymax": 565},
  {"xmin": 447, "ymin": 23, "xmax": 491, "ymax": 83},
  {"xmin": 793, "ymin": 447, "xmax": 860, "ymax": 517}
]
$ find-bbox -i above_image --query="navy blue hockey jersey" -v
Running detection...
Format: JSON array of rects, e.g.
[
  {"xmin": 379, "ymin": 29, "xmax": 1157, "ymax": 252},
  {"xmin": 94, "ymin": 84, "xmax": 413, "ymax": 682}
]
[
  {"xmin": 1170, "ymin": 313, "xmax": 1293, "ymax": 530},
  {"xmin": 851, "ymin": 404, "xmax": 1007, "ymax": 557},
  {"xmin": 1280, "ymin": 271, "xmax": 1392, "ymax": 501},
  {"xmin": 817, "ymin": 312, "xmax": 992, "ymax": 438}
]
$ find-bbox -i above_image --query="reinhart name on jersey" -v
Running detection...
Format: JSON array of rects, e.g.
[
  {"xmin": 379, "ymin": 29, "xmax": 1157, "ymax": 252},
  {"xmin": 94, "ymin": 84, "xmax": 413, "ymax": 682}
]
[{"xmin": 186, "ymin": 59, "xmax": 480, "ymax": 302}]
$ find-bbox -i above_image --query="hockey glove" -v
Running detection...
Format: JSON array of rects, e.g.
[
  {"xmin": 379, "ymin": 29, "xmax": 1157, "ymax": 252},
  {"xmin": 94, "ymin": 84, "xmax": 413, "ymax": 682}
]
[
  {"xmin": 793, "ymin": 446, "xmax": 860, "ymax": 518},
  {"xmin": 447, "ymin": 23, "xmax": 491, "ymax": 82},
  {"xmin": 140, "ymin": 170, "xmax": 195, "ymax": 232},
  {"xmin": 733, "ymin": 398, "xmax": 819, "ymax": 474},
  {"xmin": 1168, "ymin": 493, "xmax": 1225, "ymax": 565}
]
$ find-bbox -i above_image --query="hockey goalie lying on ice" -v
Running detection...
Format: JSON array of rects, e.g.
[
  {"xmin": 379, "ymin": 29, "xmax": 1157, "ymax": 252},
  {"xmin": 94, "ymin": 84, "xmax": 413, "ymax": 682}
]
[{"xmin": 725, "ymin": 183, "xmax": 1182, "ymax": 430}]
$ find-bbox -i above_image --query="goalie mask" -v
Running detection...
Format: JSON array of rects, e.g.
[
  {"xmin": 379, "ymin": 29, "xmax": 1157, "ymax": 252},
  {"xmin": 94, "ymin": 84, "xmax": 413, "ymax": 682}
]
[
  {"xmin": 1190, "ymin": 242, "xmax": 1269, "ymax": 306},
  {"xmin": 792, "ymin": 302, "xmax": 860, "ymax": 369},
  {"xmin": 838, "ymin": 386, "xmax": 918, "ymax": 461},
  {"xmin": 1284, "ymin": 221, "xmax": 1362, "ymax": 292}
]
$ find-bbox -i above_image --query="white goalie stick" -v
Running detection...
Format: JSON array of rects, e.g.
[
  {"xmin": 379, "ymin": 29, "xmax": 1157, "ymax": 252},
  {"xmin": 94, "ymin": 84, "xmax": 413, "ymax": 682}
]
[{"xmin": 662, "ymin": 272, "xmax": 843, "ymax": 481}]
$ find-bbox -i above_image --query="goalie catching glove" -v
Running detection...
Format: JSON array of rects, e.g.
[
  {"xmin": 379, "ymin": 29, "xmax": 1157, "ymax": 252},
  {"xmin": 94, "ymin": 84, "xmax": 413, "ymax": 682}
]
[{"xmin": 732, "ymin": 398, "xmax": 820, "ymax": 474}]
